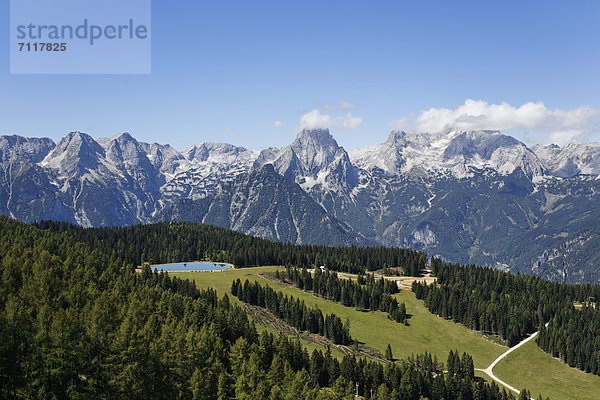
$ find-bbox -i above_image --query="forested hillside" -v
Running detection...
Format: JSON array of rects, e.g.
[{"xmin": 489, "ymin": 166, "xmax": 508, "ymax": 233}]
[
  {"xmin": 30, "ymin": 218, "xmax": 600, "ymax": 380},
  {"xmin": 413, "ymin": 260, "xmax": 600, "ymax": 376},
  {"xmin": 35, "ymin": 220, "xmax": 427, "ymax": 275},
  {"xmin": 1, "ymin": 216, "xmax": 522, "ymax": 399},
  {"xmin": 537, "ymin": 304, "xmax": 600, "ymax": 375}
]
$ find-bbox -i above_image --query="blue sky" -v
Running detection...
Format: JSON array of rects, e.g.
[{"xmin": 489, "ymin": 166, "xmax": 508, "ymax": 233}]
[{"xmin": 2, "ymin": 0, "xmax": 599, "ymax": 150}]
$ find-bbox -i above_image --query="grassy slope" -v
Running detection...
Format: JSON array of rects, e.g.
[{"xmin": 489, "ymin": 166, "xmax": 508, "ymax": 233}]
[
  {"xmin": 172, "ymin": 267, "xmax": 600, "ymax": 399},
  {"xmin": 174, "ymin": 267, "xmax": 349, "ymax": 359},
  {"xmin": 171, "ymin": 267, "xmax": 505, "ymax": 368},
  {"xmin": 493, "ymin": 338, "xmax": 600, "ymax": 400}
]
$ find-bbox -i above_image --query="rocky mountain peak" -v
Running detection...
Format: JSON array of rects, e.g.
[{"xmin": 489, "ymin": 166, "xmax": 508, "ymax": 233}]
[
  {"xmin": 184, "ymin": 142, "xmax": 253, "ymax": 164},
  {"xmin": 253, "ymin": 129, "xmax": 356, "ymax": 192},
  {"xmin": 289, "ymin": 129, "xmax": 347, "ymax": 176},
  {"xmin": 293, "ymin": 128, "xmax": 338, "ymax": 148},
  {"xmin": 350, "ymin": 129, "xmax": 545, "ymax": 178},
  {"xmin": 0, "ymin": 135, "xmax": 55, "ymax": 163},
  {"xmin": 532, "ymin": 142, "xmax": 600, "ymax": 178},
  {"xmin": 442, "ymin": 130, "xmax": 521, "ymax": 160},
  {"xmin": 40, "ymin": 131, "xmax": 105, "ymax": 175},
  {"xmin": 62, "ymin": 131, "xmax": 100, "ymax": 148},
  {"xmin": 100, "ymin": 132, "xmax": 149, "ymax": 165},
  {"xmin": 386, "ymin": 131, "xmax": 409, "ymax": 147},
  {"xmin": 109, "ymin": 132, "xmax": 135, "ymax": 142}
]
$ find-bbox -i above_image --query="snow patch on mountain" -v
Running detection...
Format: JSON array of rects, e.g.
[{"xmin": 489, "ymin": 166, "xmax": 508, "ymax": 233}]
[
  {"xmin": 158, "ymin": 142, "xmax": 258, "ymax": 201},
  {"xmin": 184, "ymin": 142, "xmax": 258, "ymax": 165},
  {"xmin": 532, "ymin": 142, "xmax": 600, "ymax": 178},
  {"xmin": 350, "ymin": 130, "xmax": 545, "ymax": 179}
]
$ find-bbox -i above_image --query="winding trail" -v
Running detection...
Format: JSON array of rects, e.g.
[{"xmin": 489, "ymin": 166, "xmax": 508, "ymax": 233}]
[{"xmin": 476, "ymin": 322, "xmax": 549, "ymax": 399}]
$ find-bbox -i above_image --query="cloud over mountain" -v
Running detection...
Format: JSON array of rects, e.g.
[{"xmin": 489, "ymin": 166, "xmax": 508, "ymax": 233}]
[
  {"xmin": 298, "ymin": 109, "xmax": 363, "ymax": 131},
  {"xmin": 395, "ymin": 99, "xmax": 600, "ymax": 145}
]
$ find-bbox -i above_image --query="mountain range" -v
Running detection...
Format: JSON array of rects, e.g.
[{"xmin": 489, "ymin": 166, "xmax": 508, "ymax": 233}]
[{"xmin": 2, "ymin": 128, "xmax": 600, "ymax": 283}]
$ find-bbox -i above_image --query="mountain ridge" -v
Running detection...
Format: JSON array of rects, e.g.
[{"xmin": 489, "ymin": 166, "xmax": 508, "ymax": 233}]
[{"xmin": 2, "ymin": 128, "xmax": 600, "ymax": 283}]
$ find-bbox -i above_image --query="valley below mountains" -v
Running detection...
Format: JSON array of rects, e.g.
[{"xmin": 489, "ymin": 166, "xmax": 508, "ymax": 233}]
[{"xmin": 2, "ymin": 128, "xmax": 600, "ymax": 283}]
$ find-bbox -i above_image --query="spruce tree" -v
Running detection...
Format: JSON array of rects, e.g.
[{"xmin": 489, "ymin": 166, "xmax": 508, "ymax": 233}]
[{"xmin": 385, "ymin": 344, "xmax": 394, "ymax": 361}]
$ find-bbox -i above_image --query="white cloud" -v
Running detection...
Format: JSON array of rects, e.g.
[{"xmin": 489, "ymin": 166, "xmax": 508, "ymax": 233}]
[
  {"xmin": 547, "ymin": 129, "xmax": 585, "ymax": 145},
  {"xmin": 341, "ymin": 113, "xmax": 363, "ymax": 130},
  {"xmin": 389, "ymin": 117, "xmax": 408, "ymax": 130},
  {"xmin": 339, "ymin": 101, "xmax": 358, "ymax": 110},
  {"xmin": 393, "ymin": 99, "xmax": 600, "ymax": 145},
  {"xmin": 299, "ymin": 109, "xmax": 336, "ymax": 130},
  {"xmin": 273, "ymin": 120, "xmax": 283, "ymax": 128},
  {"xmin": 298, "ymin": 109, "xmax": 364, "ymax": 131}
]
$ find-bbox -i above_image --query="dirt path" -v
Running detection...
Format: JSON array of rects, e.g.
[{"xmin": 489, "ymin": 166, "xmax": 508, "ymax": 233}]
[{"xmin": 475, "ymin": 322, "xmax": 549, "ymax": 399}]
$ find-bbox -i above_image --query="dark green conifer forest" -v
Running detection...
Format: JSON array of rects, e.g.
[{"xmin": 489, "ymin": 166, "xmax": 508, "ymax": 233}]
[
  {"xmin": 0, "ymin": 217, "xmax": 524, "ymax": 400},
  {"xmin": 278, "ymin": 266, "xmax": 407, "ymax": 323},
  {"xmin": 34, "ymin": 220, "xmax": 427, "ymax": 275},
  {"xmin": 2, "ymin": 217, "xmax": 600, "ymax": 398},
  {"xmin": 0, "ymin": 217, "xmax": 524, "ymax": 399},
  {"xmin": 537, "ymin": 304, "xmax": 600, "ymax": 375}
]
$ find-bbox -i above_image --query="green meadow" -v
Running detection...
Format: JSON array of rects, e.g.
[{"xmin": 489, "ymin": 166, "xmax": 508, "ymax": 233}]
[
  {"xmin": 172, "ymin": 266, "xmax": 600, "ymax": 399},
  {"xmin": 171, "ymin": 267, "xmax": 505, "ymax": 367},
  {"xmin": 493, "ymin": 338, "xmax": 600, "ymax": 400}
]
